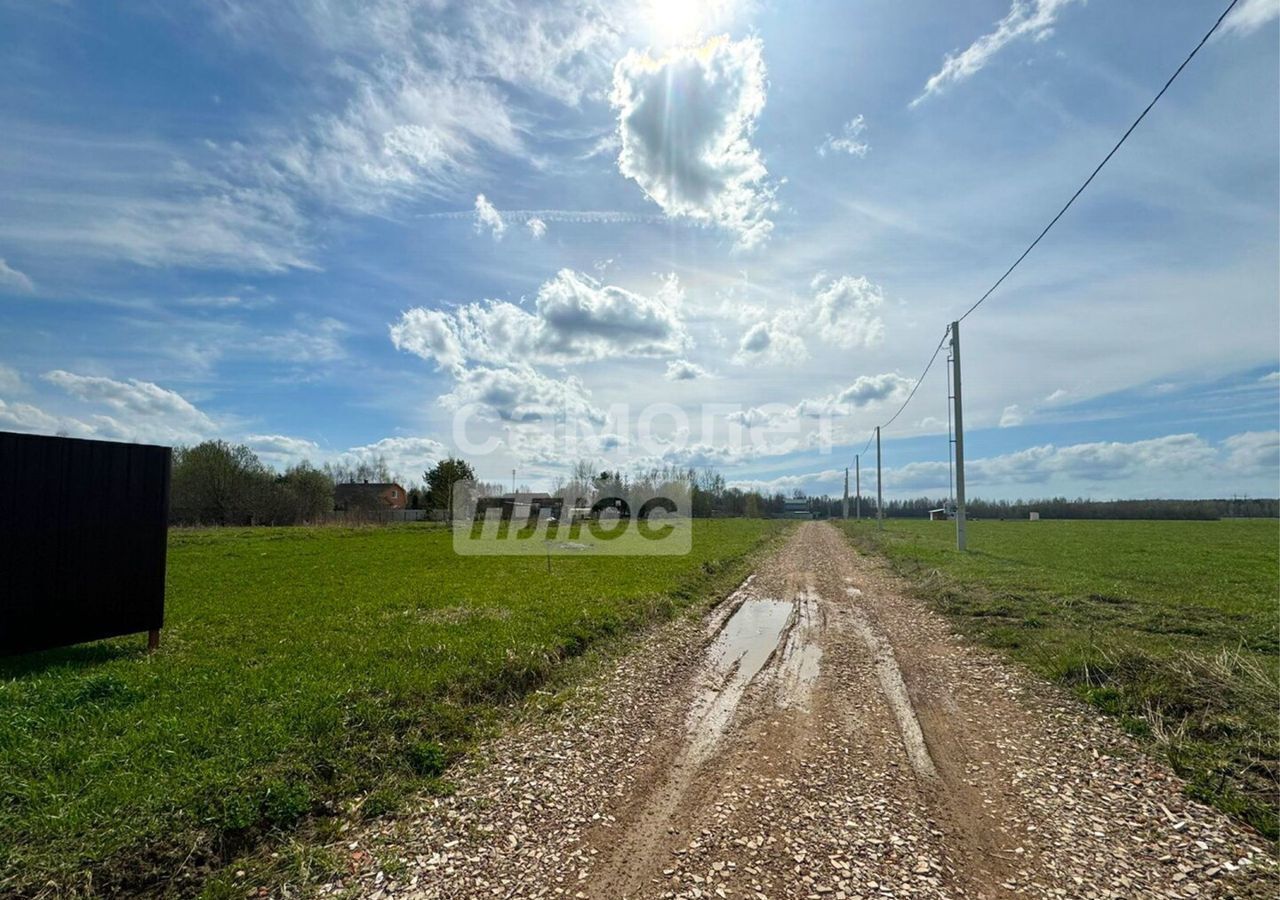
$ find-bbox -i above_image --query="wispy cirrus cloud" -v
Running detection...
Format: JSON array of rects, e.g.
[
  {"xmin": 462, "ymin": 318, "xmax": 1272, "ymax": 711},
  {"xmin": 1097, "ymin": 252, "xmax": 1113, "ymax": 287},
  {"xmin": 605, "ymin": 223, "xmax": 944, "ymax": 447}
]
[
  {"xmin": 0, "ymin": 258, "xmax": 34, "ymax": 293},
  {"xmin": 911, "ymin": 0, "xmax": 1083, "ymax": 107},
  {"xmin": 0, "ymin": 1, "xmax": 630, "ymax": 275},
  {"xmin": 1219, "ymin": 0, "xmax": 1280, "ymax": 38}
]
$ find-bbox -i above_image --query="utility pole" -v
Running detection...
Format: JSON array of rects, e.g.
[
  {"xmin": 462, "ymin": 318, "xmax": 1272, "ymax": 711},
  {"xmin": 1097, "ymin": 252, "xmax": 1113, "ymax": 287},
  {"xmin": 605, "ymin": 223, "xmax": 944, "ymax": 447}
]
[
  {"xmin": 842, "ymin": 468, "xmax": 849, "ymax": 519},
  {"xmin": 875, "ymin": 426, "xmax": 883, "ymax": 530},
  {"xmin": 950, "ymin": 321, "xmax": 967, "ymax": 551},
  {"xmin": 855, "ymin": 454, "xmax": 861, "ymax": 520}
]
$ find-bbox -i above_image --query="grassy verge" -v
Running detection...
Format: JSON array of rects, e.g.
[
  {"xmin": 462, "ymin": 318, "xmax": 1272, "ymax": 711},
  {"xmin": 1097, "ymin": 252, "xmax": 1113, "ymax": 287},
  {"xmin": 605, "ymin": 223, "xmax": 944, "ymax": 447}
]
[
  {"xmin": 0, "ymin": 519, "xmax": 785, "ymax": 896},
  {"xmin": 838, "ymin": 518, "xmax": 1279, "ymax": 840}
]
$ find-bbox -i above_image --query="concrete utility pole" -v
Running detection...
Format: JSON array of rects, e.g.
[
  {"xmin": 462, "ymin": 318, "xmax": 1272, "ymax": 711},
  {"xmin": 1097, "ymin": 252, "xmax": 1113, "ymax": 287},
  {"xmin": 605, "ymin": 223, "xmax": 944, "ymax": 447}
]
[
  {"xmin": 855, "ymin": 454, "xmax": 861, "ymax": 520},
  {"xmin": 950, "ymin": 321, "xmax": 967, "ymax": 551},
  {"xmin": 875, "ymin": 427, "xmax": 883, "ymax": 530},
  {"xmin": 842, "ymin": 468, "xmax": 849, "ymax": 519}
]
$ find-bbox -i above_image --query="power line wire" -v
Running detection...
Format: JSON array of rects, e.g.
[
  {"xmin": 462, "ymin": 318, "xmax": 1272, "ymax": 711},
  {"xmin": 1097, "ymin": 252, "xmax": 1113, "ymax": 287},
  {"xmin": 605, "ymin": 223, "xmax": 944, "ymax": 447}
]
[
  {"xmin": 880, "ymin": 328, "xmax": 950, "ymax": 433},
  {"xmin": 852, "ymin": 0, "xmax": 1238, "ymax": 464},
  {"xmin": 956, "ymin": 0, "xmax": 1240, "ymax": 323},
  {"xmin": 856, "ymin": 327, "xmax": 949, "ymax": 458}
]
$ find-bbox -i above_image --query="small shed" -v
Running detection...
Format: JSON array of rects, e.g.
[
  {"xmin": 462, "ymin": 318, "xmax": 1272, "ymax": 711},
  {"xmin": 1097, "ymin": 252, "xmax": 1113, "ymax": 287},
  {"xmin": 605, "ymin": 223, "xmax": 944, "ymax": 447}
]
[{"xmin": 1029, "ymin": 511, "xmax": 1040, "ymax": 521}]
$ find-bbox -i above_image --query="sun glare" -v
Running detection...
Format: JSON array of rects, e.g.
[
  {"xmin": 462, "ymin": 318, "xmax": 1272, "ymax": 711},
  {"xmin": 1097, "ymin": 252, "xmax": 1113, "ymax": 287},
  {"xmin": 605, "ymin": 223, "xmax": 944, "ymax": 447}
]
[{"xmin": 647, "ymin": 0, "xmax": 712, "ymax": 46}]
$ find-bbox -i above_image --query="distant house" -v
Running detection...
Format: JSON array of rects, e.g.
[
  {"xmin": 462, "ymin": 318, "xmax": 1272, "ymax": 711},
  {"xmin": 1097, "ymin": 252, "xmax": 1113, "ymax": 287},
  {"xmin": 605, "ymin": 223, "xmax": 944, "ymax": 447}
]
[
  {"xmin": 782, "ymin": 497, "xmax": 813, "ymax": 519},
  {"xmin": 501, "ymin": 491, "xmax": 553, "ymax": 522},
  {"xmin": 334, "ymin": 481, "xmax": 407, "ymax": 511}
]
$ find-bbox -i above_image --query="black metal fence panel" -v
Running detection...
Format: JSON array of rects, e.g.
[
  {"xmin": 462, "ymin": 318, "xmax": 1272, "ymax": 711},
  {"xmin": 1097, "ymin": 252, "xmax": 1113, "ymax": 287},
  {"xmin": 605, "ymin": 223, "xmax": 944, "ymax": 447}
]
[{"xmin": 0, "ymin": 431, "xmax": 171, "ymax": 655}]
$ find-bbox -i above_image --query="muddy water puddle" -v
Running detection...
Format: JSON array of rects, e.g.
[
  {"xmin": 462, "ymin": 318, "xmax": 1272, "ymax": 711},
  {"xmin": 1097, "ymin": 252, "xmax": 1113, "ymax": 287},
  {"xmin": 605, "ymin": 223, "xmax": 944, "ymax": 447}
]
[{"xmin": 683, "ymin": 588, "xmax": 825, "ymax": 764}]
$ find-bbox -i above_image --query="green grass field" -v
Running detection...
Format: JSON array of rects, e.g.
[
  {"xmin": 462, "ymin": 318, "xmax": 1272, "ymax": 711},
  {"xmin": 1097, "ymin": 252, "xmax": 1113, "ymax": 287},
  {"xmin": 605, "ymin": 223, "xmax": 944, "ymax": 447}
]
[
  {"xmin": 0, "ymin": 520, "xmax": 784, "ymax": 895},
  {"xmin": 840, "ymin": 517, "xmax": 1279, "ymax": 839}
]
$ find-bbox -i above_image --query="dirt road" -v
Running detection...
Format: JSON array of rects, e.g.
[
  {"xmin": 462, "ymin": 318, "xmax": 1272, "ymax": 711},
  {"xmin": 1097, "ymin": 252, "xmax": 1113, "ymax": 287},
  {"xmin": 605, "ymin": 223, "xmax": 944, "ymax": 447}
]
[{"xmin": 326, "ymin": 522, "xmax": 1272, "ymax": 898}]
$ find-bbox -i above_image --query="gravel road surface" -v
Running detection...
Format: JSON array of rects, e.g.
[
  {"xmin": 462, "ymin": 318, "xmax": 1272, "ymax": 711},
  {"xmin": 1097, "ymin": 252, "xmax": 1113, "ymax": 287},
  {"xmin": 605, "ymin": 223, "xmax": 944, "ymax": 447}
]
[{"xmin": 322, "ymin": 522, "xmax": 1274, "ymax": 899}]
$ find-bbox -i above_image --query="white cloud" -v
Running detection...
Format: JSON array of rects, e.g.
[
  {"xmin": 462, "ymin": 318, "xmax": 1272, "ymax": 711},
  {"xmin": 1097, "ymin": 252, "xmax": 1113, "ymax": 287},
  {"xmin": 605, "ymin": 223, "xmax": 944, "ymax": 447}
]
[
  {"xmin": 733, "ymin": 319, "xmax": 808, "ymax": 366},
  {"xmin": 835, "ymin": 373, "xmax": 914, "ymax": 408},
  {"xmin": 1259, "ymin": 371, "xmax": 1280, "ymax": 384},
  {"xmin": 0, "ymin": 258, "xmax": 34, "ymax": 293},
  {"xmin": 998, "ymin": 403, "xmax": 1025, "ymax": 427},
  {"xmin": 340, "ymin": 435, "xmax": 446, "ymax": 481},
  {"xmin": 889, "ymin": 433, "xmax": 1218, "ymax": 490},
  {"xmin": 731, "ymin": 430, "xmax": 1277, "ymax": 498},
  {"xmin": 29, "ymin": 370, "xmax": 218, "ymax": 444},
  {"xmin": 809, "ymin": 273, "xmax": 885, "ymax": 349},
  {"xmin": 3, "ymin": 2, "xmax": 625, "ymax": 275},
  {"xmin": 611, "ymin": 36, "xmax": 776, "ymax": 248},
  {"xmin": 391, "ymin": 269, "xmax": 690, "ymax": 369},
  {"xmin": 665, "ymin": 359, "xmax": 712, "ymax": 380},
  {"xmin": 1045, "ymin": 388, "xmax": 1069, "ymax": 403},
  {"xmin": 728, "ymin": 273, "xmax": 886, "ymax": 365},
  {"xmin": 729, "ymin": 467, "xmax": 844, "ymax": 496},
  {"xmin": 244, "ymin": 433, "xmax": 324, "ymax": 467},
  {"xmin": 238, "ymin": 432, "xmax": 448, "ymax": 479},
  {"xmin": 438, "ymin": 363, "xmax": 604, "ymax": 425},
  {"xmin": 718, "ymin": 372, "xmax": 913, "ymax": 430},
  {"xmin": 0, "ymin": 132, "xmax": 317, "ymax": 273},
  {"xmin": 0, "ymin": 398, "xmax": 78, "ymax": 435},
  {"xmin": 725, "ymin": 406, "xmax": 773, "ymax": 427},
  {"xmin": 526, "ymin": 216, "xmax": 547, "ymax": 239},
  {"xmin": 43, "ymin": 370, "xmax": 214, "ymax": 429},
  {"xmin": 1221, "ymin": 430, "xmax": 1279, "ymax": 474},
  {"xmin": 817, "ymin": 115, "xmax": 869, "ymax": 158},
  {"xmin": 1220, "ymin": 0, "xmax": 1280, "ymax": 37},
  {"xmin": 912, "ymin": 0, "xmax": 1083, "ymax": 106},
  {"xmin": 474, "ymin": 193, "xmax": 506, "ymax": 239},
  {"xmin": 537, "ymin": 270, "xmax": 689, "ymax": 360},
  {"xmin": 390, "ymin": 308, "xmax": 467, "ymax": 371}
]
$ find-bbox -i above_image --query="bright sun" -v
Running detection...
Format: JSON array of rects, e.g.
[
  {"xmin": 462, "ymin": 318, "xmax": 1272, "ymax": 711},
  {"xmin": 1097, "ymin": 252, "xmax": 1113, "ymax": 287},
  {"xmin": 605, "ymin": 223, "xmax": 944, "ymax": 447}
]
[{"xmin": 647, "ymin": 0, "xmax": 710, "ymax": 45}]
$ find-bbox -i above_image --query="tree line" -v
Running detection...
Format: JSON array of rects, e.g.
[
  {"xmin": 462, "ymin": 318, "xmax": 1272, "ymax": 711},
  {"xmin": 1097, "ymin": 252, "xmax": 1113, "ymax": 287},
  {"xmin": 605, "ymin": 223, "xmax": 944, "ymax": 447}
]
[
  {"xmin": 169, "ymin": 440, "xmax": 1277, "ymax": 526},
  {"xmin": 170, "ymin": 440, "xmax": 490, "ymax": 525},
  {"xmin": 808, "ymin": 495, "xmax": 1279, "ymax": 521}
]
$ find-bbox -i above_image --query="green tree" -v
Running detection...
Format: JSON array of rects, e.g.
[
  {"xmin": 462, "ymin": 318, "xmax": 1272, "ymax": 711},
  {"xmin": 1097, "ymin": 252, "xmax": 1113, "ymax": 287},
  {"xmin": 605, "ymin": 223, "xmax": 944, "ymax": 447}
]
[
  {"xmin": 424, "ymin": 457, "xmax": 476, "ymax": 515},
  {"xmin": 282, "ymin": 462, "xmax": 335, "ymax": 522},
  {"xmin": 171, "ymin": 440, "xmax": 272, "ymax": 525}
]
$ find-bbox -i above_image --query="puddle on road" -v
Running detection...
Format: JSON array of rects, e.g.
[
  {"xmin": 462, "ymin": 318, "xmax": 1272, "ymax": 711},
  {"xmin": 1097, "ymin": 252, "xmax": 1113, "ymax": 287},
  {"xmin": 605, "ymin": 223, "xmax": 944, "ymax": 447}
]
[{"xmin": 684, "ymin": 587, "xmax": 824, "ymax": 764}]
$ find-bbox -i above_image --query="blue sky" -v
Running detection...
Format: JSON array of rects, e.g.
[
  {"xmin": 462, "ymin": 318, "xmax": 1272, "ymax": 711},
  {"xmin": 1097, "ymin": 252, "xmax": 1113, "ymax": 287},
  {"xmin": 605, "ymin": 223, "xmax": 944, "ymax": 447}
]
[{"xmin": 0, "ymin": 0, "xmax": 1276, "ymax": 500}]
